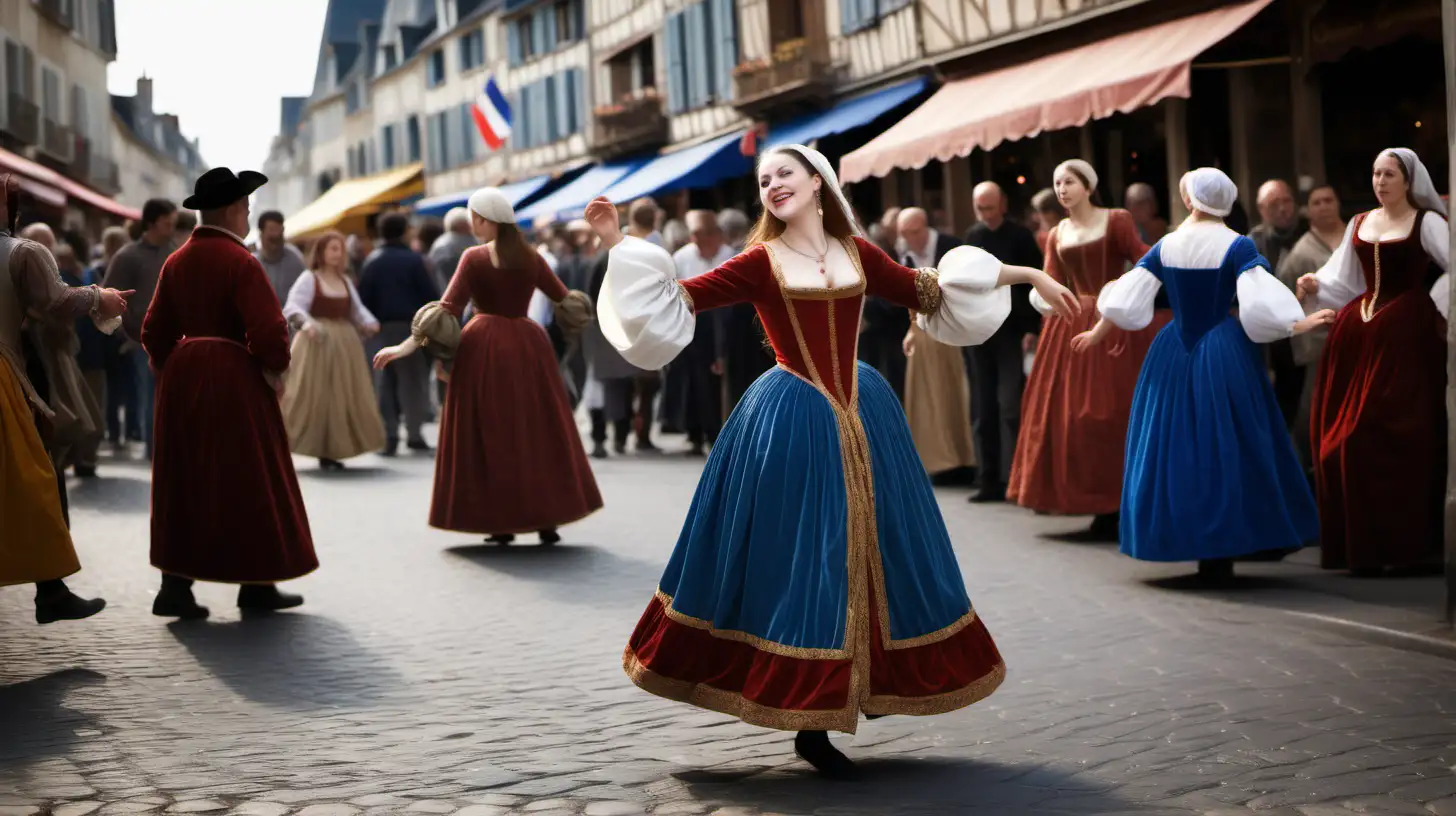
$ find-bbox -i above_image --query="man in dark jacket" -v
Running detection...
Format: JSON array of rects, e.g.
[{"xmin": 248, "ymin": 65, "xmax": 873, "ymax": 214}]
[
  {"xmin": 358, "ymin": 212, "xmax": 440, "ymax": 455},
  {"xmin": 56, "ymin": 237, "xmax": 107, "ymax": 478},
  {"xmin": 859, "ymin": 207, "xmax": 908, "ymax": 399},
  {"xmin": 962, "ymin": 182, "xmax": 1042, "ymax": 503}
]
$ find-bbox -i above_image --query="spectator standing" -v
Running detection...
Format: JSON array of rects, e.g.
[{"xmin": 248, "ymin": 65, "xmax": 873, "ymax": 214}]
[
  {"xmin": 1249, "ymin": 179, "xmax": 1309, "ymax": 426},
  {"xmin": 253, "ymin": 210, "xmax": 307, "ymax": 306}
]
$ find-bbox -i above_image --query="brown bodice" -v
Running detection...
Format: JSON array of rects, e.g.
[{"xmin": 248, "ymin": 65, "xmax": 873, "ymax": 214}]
[
  {"xmin": 443, "ymin": 246, "xmax": 566, "ymax": 320},
  {"xmin": 310, "ymin": 289, "xmax": 352, "ymax": 320},
  {"xmin": 1047, "ymin": 209, "xmax": 1148, "ymax": 297},
  {"xmin": 1352, "ymin": 210, "xmax": 1441, "ymax": 313}
]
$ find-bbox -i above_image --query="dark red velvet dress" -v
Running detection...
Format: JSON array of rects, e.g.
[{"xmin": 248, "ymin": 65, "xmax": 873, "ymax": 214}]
[
  {"xmin": 143, "ymin": 227, "xmax": 317, "ymax": 583},
  {"xmin": 431, "ymin": 247, "xmax": 602, "ymax": 534},
  {"xmin": 1312, "ymin": 210, "xmax": 1446, "ymax": 571}
]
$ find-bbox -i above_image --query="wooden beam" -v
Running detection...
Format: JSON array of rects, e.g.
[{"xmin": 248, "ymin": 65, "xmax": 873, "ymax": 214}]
[
  {"xmin": 1228, "ymin": 67, "xmax": 1257, "ymax": 218},
  {"xmin": 1163, "ymin": 97, "xmax": 1189, "ymax": 223},
  {"xmin": 1289, "ymin": 0, "xmax": 1327, "ymax": 192}
]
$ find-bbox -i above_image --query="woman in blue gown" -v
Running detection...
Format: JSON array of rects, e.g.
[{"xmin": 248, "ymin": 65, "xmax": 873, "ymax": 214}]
[{"xmin": 1072, "ymin": 168, "xmax": 1335, "ymax": 583}]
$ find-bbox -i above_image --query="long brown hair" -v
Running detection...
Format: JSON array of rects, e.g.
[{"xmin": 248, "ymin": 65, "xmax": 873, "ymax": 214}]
[
  {"xmin": 493, "ymin": 221, "xmax": 534, "ymax": 271},
  {"xmin": 307, "ymin": 231, "xmax": 347, "ymax": 271},
  {"xmin": 745, "ymin": 147, "xmax": 856, "ymax": 248}
]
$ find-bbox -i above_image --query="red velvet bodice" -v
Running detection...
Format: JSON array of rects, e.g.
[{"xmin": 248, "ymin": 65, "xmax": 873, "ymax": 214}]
[
  {"xmin": 442, "ymin": 245, "xmax": 566, "ymax": 319},
  {"xmin": 680, "ymin": 237, "xmax": 936, "ymax": 407}
]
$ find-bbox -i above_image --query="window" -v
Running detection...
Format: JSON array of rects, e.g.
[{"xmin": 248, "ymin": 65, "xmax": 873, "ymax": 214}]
[
  {"xmin": 4, "ymin": 41, "xmax": 35, "ymax": 100},
  {"xmin": 510, "ymin": 16, "xmax": 536, "ymax": 65},
  {"xmin": 608, "ymin": 41, "xmax": 655, "ymax": 101},
  {"xmin": 841, "ymin": 0, "xmax": 911, "ymax": 34},
  {"xmin": 427, "ymin": 49, "xmax": 446, "ymax": 88},
  {"xmin": 382, "ymin": 44, "xmax": 398, "ymax": 71},
  {"xmin": 508, "ymin": 0, "xmax": 581, "ymax": 66},
  {"xmin": 406, "ymin": 115, "xmax": 421, "ymax": 163},
  {"xmin": 70, "ymin": 84, "xmax": 87, "ymax": 140},
  {"xmin": 458, "ymin": 102, "xmax": 476, "ymax": 163},
  {"xmin": 554, "ymin": 0, "xmax": 580, "ymax": 44},
  {"xmin": 516, "ymin": 69, "xmax": 584, "ymax": 149},
  {"xmin": 664, "ymin": 0, "xmax": 736, "ymax": 113},
  {"xmin": 41, "ymin": 67, "xmax": 61, "ymax": 121},
  {"xmin": 381, "ymin": 124, "xmax": 396, "ymax": 170},
  {"xmin": 345, "ymin": 83, "xmax": 362, "ymax": 114},
  {"xmin": 458, "ymin": 29, "xmax": 485, "ymax": 71}
]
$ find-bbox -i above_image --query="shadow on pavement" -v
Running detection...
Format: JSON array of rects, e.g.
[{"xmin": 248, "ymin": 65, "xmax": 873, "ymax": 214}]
[
  {"xmin": 1142, "ymin": 573, "xmax": 1307, "ymax": 593},
  {"xmin": 445, "ymin": 543, "xmax": 660, "ymax": 607},
  {"xmin": 295, "ymin": 465, "xmax": 412, "ymax": 482},
  {"xmin": 0, "ymin": 668, "xmax": 107, "ymax": 768},
  {"xmin": 66, "ymin": 474, "xmax": 151, "ymax": 514},
  {"xmin": 675, "ymin": 755, "xmax": 1153, "ymax": 813},
  {"xmin": 167, "ymin": 613, "xmax": 402, "ymax": 709}
]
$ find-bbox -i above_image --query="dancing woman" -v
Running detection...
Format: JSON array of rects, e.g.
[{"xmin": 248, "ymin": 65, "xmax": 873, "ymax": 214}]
[
  {"xmin": 586, "ymin": 145, "xmax": 1079, "ymax": 777},
  {"xmin": 1007, "ymin": 160, "xmax": 1166, "ymax": 539},
  {"xmin": 1296, "ymin": 148, "xmax": 1449, "ymax": 575},
  {"xmin": 374, "ymin": 188, "xmax": 601, "ymax": 545},
  {"xmin": 281, "ymin": 231, "xmax": 386, "ymax": 470},
  {"xmin": 1078, "ymin": 168, "xmax": 1333, "ymax": 583}
]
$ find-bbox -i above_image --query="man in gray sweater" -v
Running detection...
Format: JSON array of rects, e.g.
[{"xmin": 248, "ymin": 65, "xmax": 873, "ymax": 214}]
[
  {"xmin": 253, "ymin": 210, "xmax": 306, "ymax": 305},
  {"xmin": 102, "ymin": 198, "xmax": 177, "ymax": 460}
]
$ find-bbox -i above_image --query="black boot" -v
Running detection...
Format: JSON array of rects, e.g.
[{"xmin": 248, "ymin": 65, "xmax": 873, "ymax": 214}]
[
  {"xmin": 487, "ymin": 533, "xmax": 516, "ymax": 545},
  {"xmin": 152, "ymin": 574, "xmax": 209, "ymax": 619},
  {"xmin": 794, "ymin": 730, "xmax": 858, "ymax": 780},
  {"xmin": 968, "ymin": 482, "xmax": 1005, "ymax": 503},
  {"xmin": 1087, "ymin": 513, "xmax": 1120, "ymax": 541},
  {"xmin": 237, "ymin": 583, "xmax": 303, "ymax": 612},
  {"xmin": 34, "ymin": 579, "xmax": 106, "ymax": 625},
  {"xmin": 538, "ymin": 528, "xmax": 561, "ymax": 546},
  {"xmin": 1197, "ymin": 558, "xmax": 1235, "ymax": 585}
]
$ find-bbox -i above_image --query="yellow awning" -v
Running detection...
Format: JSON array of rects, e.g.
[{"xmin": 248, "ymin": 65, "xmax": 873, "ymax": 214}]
[{"xmin": 285, "ymin": 163, "xmax": 426, "ymax": 239}]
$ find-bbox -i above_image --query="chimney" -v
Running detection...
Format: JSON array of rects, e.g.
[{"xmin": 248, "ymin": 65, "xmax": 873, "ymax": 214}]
[{"xmin": 136, "ymin": 75, "xmax": 153, "ymax": 113}]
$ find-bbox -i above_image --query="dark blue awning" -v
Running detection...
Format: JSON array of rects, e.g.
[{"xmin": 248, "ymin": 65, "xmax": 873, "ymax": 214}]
[
  {"xmin": 517, "ymin": 161, "xmax": 648, "ymax": 224},
  {"xmin": 601, "ymin": 131, "xmax": 749, "ymax": 204},
  {"xmin": 413, "ymin": 174, "xmax": 552, "ymax": 218},
  {"xmin": 766, "ymin": 76, "xmax": 930, "ymax": 150}
]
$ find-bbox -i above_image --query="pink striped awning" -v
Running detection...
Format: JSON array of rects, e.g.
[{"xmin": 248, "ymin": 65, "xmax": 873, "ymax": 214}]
[{"xmin": 840, "ymin": 0, "xmax": 1275, "ymax": 184}]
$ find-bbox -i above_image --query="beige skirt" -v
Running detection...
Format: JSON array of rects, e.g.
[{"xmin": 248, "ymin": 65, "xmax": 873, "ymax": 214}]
[
  {"xmin": 282, "ymin": 318, "xmax": 386, "ymax": 460},
  {"xmin": 903, "ymin": 324, "xmax": 976, "ymax": 475}
]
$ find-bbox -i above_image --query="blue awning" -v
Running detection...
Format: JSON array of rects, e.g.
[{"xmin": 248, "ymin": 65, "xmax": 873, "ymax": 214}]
[
  {"xmin": 413, "ymin": 174, "xmax": 552, "ymax": 218},
  {"xmin": 602, "ymin": 130, "xmax": 750, "ymax": 204},
  {"xmin": 517, "ymin": 162, "xmax": 647, "ymax": 223},
  {"xmin": 766, "ymin": 76, "xmax": 930, "ymax": 150}
]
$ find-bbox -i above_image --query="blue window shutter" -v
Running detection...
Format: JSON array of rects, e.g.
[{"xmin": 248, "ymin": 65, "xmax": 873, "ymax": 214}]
[
  {"xmin": 568, "ymin": 68, "xmax": 582, "ymax": 134},
  {"xmin": 573, "ymin": 0, "xmax": 585, "ymax": 44},
  {"xmin": 546, "ymin": 74, "xmax": 560, "ymax": 142},
  {"xmin": 460, "ymin": 102, "xmax": 476, "ymax": 160},
  {"xmin": 536, "ymin": 81, "xmax": 549, "ymax": 145},
  {"xmin": 425, "ymin": 115, "xmax": 437, "ymax": 172},
  {"xmin": 542, "ymin": 5, "xmax": 558, "ymax": 50},
  {"xmin": 840, "ymin": 0, "xmax": 858, "ymax": 33},
  {"xmin": 685, "ymin": 2, "xmax": 708, "ymax": 109},
  {"xmin": 507, "ymin": 22, "xmax": 521, "ymax": 66},
  {"xmin": 447, "ymin": 107, "xmax": 461, "ymax": 166},
  {"xmin": 858, "ymin": 0, "xmax": 877, "ymax": 27},
  {"xmin": 665, "ymin": 13, "xmax": 685, "ymax": 113},
  {"xmin": 533, "ymin": 9, "xmax": 549, "ymax": 56},
  {"xmin": 712, "ymin": 0, "xmax": 736, "ymax": 102}
]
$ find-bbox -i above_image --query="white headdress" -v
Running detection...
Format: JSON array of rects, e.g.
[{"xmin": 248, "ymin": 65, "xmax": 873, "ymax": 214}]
[
  {"xmin": 1384, "ymin": 148, "xmax": 1447, "ymax": 217},
  {"xmin": 770, "ymin": 144, "xmax": 863, "ymax": 237},
  {"xmin": 1180, "ymin": 167, "xmax": 1237, "ymax": 218},
  {"xmin": 467, "ymin": 187, "xmax": 516, "ymax": 224},
  {"xmin": 1054, "ymin": 159, "xmax": 1099, "ymax": 192}
]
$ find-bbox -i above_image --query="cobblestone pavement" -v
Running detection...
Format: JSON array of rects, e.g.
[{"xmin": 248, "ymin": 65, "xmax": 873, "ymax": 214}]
[{"xmin": 3, "ymin": 437, "xmax": 1455, "ymax": 816}]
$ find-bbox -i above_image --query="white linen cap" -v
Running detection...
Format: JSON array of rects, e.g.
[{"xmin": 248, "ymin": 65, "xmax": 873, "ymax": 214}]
[
  {"xmin": 467, "ymin": 187, "xmax": 516, "ymax": 224},
  {"xmin": 1054, "ymin": 159, "xmax": 1099, "ymax": 192},
  {"xmin": 1181, "ymin": 167, "xmax": 1237, "ymax": 218}
]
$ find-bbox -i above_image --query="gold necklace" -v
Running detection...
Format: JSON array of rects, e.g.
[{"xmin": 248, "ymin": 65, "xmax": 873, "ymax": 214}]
[
  {"xmin": 1359, "ymin": 241, "xmax": 1382, "ymax": 322},
  {"xmin": 779, "ymin": 233, "xmax": 829, "ymax": 276}
]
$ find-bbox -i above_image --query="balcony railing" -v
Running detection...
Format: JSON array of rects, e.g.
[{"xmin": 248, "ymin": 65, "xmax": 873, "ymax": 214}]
[
  {"xmin": 3, "ymin": 96, "xmax": 40, "ymax": 145},
  {"xmin": 732, "ymin": 38, "xmax": 842, "ymax": 114},
  {"xmin": 42, "ymin": 119, "xmax": 74, "ymax": 161},
  {"xmin": 593, "ymin": 92, "xmax": 669, "ymax": 160},
  {"xmin": 37, "ymin": 0, "xmax": 74, "ymax": 29},
  {"xmin": 90, "ymin": 154, "xmax": 121, "ymax": 194}
]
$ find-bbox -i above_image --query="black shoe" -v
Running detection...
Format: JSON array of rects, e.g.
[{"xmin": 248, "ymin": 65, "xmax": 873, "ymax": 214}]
[
  {"xmin": 794, "ymin": 730, "xmax": 858, "ymax": 780},
  {"xmin": 968, "ymin": 484, "xmax": 1005, "ymax": 503},
  {"xmin": 538, "ymin": 528, "xmax": 561, "ymax": 546},
  {"xmin": 487, "ymin": 533, "xmax": 516, "ymax": 545},
  {"xmin": 612, "ymin": 441, "xmax": 628, "ymax": 455},
  {"xmin": 319, "ymin": 458, "xmax": 345, "ymax": 471},
  {"xmin": 152, "ymin": 582, "xmax": 209, "ymax": 620},
  {"xmin": 1197, "ymin": 558, "xmax": 1235, "ymax": 585},
  {"xmin": 1237, "ymin": 547, "xmax": 1298, "ymax": 563},
  {"xmin": 591, "ymin": 443, "xmax": 609, "ymax": 459},
  {"xmin": 74, "ymin": 465, "xmax": 98, "ymax": 479},
  {"xmin": 406, "ymin": 438, "xmax": 432, "ymax": 452},
  {"xmin": 636, "ymin": 439, "xmax": 660, "ymax": 454},
  {"xmin": 381, "ymin": 440, "xmax": 399, "ymax": 457},
  {"xmin": 237, "ymin": 584, "xmax": 304, "ymax": 612},
  {"xmin": 686, "ymin": 444, "xmax": 705, "ymax": 457},
  {"xmin": 35, "ymin": 588, "xmax": 106, "ymax": 625},
  {"xmin": 1086, "ymin": 513, "xmax": 1120, "ymax": 542}
]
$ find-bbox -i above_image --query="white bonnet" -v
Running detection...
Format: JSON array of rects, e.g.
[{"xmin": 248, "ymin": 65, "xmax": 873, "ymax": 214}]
[
  {"xmin": 1181, "ymin": 167, "xmax": 1237, "ymax": 218},
  {"xmin": 1054, "ymin": 159, "xmax": 1099, "ymax": 192},
  {"xmin": 467, "ymin": 187, "xmax": 516, "ymax": 224}
]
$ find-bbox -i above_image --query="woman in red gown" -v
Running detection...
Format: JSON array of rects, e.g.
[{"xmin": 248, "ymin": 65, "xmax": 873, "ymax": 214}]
[
  {"xmin": 1296, "ymin": 148, "xmax": 1449, "ymax": 575},
  {"xmin": 1007, "ymin": 160, "xmax": 1167, "ymax": 539},
  {"xmin": 374, "ymin": 188, "xmax": 600, "ymax": 544}
]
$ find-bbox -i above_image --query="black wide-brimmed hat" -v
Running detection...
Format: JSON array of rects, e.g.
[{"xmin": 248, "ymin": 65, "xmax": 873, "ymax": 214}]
[{"xmin": 183, "ymin": 167, "xmax": 268, "ymax": 210}]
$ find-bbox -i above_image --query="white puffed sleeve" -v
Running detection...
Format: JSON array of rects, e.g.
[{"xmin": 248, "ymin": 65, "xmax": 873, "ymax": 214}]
[
  {"xmin": 915, "ymin": 245, "xmax": 1010, "ymax": 346},
  {"xmin": 597, "ymin": 236, "xmax": 696, "ymax": 370},
  {"xmin": 1236, "ymin": 266, "xmax": 1305, "ymax": 343},
  {"xmin": 1422, "ymin": 212, "xmax": 1450, "ymax": 320},
  {"xmin": 1312, "ymin": 220, "xmax": 1365, "ymax": 311},
  {"xmin": 1096, "ymin": 267, "xmax": 1162, "ymax": 331},
  {"xmin": 282, "ymin": 271, "xmax": 316, "ymax": 328}
]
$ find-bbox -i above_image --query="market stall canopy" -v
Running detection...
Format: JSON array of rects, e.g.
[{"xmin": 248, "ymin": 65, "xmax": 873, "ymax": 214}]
[
  {"xmin": 517, "ymin": 162, "xmax": 646, "ymax": 225},
  {"xmin": 839, "ymin": 0, "xmax": 1275, "ymax": 184},
  {"xmin": 601, "ymin": 131, "xmax": 749, "ymax": 204},
  {"xmin": 413, "ymin": 174, "xmax": 552, "ymax": 217},
  {"xmin": 285, "ymin": 163, "xmax": 425, "ymax": 239},
  {"xmin": 766, "ymin": 76, "xmax": 928, "ymax": 150},
  {"xmin": 0, "ymin": 146, "xmax": 138, "ymax": 219}
]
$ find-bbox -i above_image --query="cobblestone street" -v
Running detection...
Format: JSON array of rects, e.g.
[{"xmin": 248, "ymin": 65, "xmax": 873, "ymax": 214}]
[{"xmin": 3, "ymin": 438, "xmax": 1455, "ymax": 816}]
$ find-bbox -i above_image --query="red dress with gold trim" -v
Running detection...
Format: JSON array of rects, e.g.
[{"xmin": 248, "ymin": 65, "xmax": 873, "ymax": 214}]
[{"xmin": 603, "ymin": 235, "xmax": 1009, "ymax": 733}]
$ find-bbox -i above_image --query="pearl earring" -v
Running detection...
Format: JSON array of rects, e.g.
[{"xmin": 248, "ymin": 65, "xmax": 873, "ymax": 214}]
[{"xmin": 816, "ymin": 192, "xmax": 824, "ymax": 217}]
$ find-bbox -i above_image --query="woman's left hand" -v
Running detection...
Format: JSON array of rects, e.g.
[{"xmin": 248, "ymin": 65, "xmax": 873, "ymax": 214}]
[
  {"xmin": 1292, "ymin": 309, "xmax": 1337, "ymax": 335},
  {"xmin": 372, "ymin": 346, "xmax": 404, "ymax": 370}
]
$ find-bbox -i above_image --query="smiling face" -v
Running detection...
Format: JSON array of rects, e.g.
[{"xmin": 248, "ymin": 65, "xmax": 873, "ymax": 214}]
[
  {"xmin": 758, "ymin": 150, "xmax": 821, "ymax": 225},
  {"xmin": 1372, "ymin": 152, "xmax": 1410, "ymax": 209},
  {"xmin": 1054, "ymin": 168, "xmax": 1090, "ymax": 210}
]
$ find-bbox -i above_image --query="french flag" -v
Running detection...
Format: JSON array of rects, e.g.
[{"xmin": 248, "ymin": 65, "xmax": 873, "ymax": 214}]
[{"xmin": 471, "ymin": 76, "xmax": 512, "ymax": 151}]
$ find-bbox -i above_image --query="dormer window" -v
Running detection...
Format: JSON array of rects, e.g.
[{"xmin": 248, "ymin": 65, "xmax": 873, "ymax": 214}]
[{"xmin": 383, "ymin": 44, "xmax": 398, "ymax": 70}]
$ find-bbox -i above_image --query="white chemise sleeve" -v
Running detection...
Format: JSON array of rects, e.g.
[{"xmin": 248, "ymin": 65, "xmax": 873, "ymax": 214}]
[
  {"xmin": 1312, "ymin": 219, "xmax": 1365, "ymax": 311},
  {"xmin": 1236, "ymin": 266, "xmax": 1305, "ymax": 343},
  {"xmin": 282, "ymin": 271, "xmax": 315, "ymax": 328},
  {"xmin": 914, "ymin": 245, "xmax": 1011, "ymax": 346},
  {"xmin": 1096, "ymin": 267, "xmax": 1162, "ymax": 331},
  {"xmin": 597, "ymin": 236, "xmax": 696, "ymax": 370},
  {"xmin": 1028, "ymin": 288, "xmax": 1054, "ymax": 316},
  {"xmin": 1422, "ymin": 212, "xmax": 1450, "ymax": 320}
]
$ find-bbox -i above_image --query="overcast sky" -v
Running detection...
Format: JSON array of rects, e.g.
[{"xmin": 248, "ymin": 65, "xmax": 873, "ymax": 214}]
[{"xmin": 107, "ymin": 0, "xmax": 330, "ymax": 174}]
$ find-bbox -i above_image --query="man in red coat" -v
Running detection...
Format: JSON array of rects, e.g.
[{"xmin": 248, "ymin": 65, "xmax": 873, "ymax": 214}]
[{"xmin": 143, "ymin": 168, "xmax": 317, "ymax": 619}]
